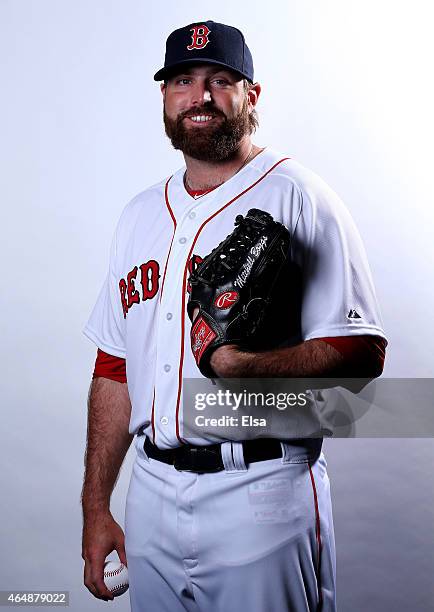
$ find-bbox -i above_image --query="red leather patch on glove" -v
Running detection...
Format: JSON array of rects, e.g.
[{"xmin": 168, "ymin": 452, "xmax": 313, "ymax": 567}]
[{"xmin": 191, "ymin": 316, "xmax": 217, "ymax": 365}]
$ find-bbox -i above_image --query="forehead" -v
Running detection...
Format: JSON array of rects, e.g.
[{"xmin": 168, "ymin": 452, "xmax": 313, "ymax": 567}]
[{"xmin": 167, "ymin": 63, "xmax": 243, "ymax": 81}]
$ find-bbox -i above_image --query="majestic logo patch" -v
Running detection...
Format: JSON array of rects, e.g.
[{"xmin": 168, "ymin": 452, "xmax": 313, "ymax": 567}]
[
  {"xmin": 187, "ymin": 25, "xmax": 211, "ymax": 50},
  {"xmin": 348, "ymin": 309, "xmax": 361, "ymax": 319},
  {"xmin": 214, "ymin": 291, "xmax": 239, "ymax": 309},
  {"xmin": 191, "ymin": 316, "xmax": 217, "ymax": 365}
]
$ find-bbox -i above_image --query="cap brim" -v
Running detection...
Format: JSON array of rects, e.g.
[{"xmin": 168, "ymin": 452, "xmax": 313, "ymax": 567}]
[{"xmin": 154, "ymin": 59, "xmax": 252, "ymax": 82}]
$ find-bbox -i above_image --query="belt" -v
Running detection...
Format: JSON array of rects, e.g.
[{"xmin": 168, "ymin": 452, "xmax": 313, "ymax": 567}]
[{"xmin": 143, "ymin": 437, "xmax": 283, "ymax": 473}]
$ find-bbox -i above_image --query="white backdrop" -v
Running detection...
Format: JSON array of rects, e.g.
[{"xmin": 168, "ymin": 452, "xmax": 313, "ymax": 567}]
[{"xmin": 1, "ymin": 1, "xmax": 433, "ymax": 610}]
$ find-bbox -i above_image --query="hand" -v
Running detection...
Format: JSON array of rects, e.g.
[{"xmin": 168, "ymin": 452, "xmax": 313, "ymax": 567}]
[
  {"xmin": 82, "ymin": 511, "xmax": 127, "ymax": 601},
  {"xmin": 192, "ymin": 308, "xmax": 246, "ymax": 377}
]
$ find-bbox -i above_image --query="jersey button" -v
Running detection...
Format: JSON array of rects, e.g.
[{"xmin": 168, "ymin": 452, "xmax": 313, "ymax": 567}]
[
  {"xmin": 188, "ymin": 211, "xmax": 196, "ymax": 219},
  {"xmin": 179, "ymin": 237, "xmax": 187, "ymax": 244},
  {"xmin": 166, "ymin": 312, "xmax": 173, "ymax": 320},
  {"xmin": 160, "ymin": 416, "xmax": 169, "ymax": 425},
  {"xmin": 164, "ymin": 364, "xmax": 171, "ymax": 372}
]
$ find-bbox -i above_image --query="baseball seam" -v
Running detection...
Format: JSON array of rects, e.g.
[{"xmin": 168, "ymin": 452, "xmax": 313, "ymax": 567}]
[
  {"xmin": 104, "ymin": 564, "xmax": 125, "ymax": 578},
  {"xmin": 109, "ymin": 582, "xmax": 128, "ymax": 593}
]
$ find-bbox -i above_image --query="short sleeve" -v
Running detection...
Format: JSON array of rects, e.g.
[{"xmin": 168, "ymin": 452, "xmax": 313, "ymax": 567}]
[
  {"xmin": 83, "ymin": 228, "xmax": 126, "ymax": 358},
  {"xmin": 292, "ymin": 177, "xmax": 386, "ymax": 341}
]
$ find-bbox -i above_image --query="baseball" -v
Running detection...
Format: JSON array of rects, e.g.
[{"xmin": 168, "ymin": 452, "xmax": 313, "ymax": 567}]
[{"xmin": 103, "ymin": 561, "xmax": 129, "ymax": 597}]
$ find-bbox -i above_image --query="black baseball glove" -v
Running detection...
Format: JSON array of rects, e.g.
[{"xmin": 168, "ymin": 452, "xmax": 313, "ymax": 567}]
[{"xmin": 187, "ymin": 208, "xmax": 291, "ymax": 377}]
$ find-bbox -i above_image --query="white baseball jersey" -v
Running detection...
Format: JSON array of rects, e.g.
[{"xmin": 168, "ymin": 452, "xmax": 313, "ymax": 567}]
[{"xmin": 84, "ymin": 148, "xmax": 386, "ymax": 449}]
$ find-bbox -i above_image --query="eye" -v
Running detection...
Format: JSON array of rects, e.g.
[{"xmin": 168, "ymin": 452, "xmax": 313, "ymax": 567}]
[
  {"xmin": 176, "ymin": 78, "xmax": 192, "ymax": 85},
  {"xmin": 213, "ymin": 79, "xmax": 229, "ymax": 86}
]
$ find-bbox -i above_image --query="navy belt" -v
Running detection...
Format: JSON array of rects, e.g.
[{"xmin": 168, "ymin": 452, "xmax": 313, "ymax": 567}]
[{"xmin": 143, "ymin": 437, "xmax": 283, "ymax": 473}]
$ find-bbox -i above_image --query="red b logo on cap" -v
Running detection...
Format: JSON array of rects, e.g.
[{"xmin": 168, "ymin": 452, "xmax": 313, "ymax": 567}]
[{"xmin": 187, "ymin": 25, "xmax": 211, "ymax": 50}]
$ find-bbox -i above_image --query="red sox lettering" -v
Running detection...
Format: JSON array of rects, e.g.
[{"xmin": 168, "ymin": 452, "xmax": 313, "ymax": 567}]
[
  {"xmin": 119, "ymin": 260, "xmax": 160, "ymax": 318},
  {"xmin": 119, "ymin": 254, "xmax": 204, "ymax": 319}
]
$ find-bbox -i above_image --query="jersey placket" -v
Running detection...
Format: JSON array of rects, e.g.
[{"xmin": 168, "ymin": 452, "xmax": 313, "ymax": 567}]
[{"xmin": 154, "ymin": 191, "xmax": 205, "ymax": 448}]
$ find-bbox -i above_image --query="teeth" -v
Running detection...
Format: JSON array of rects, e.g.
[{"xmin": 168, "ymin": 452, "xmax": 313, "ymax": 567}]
[{"xmin": 190, "ymin": 115, "xmax": 213, "ymax": 122}]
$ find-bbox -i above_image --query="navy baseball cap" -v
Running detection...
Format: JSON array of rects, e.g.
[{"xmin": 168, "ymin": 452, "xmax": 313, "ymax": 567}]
[{"xmin": 154, "ymin": 21, "xmax": 254, "ymax": 83}]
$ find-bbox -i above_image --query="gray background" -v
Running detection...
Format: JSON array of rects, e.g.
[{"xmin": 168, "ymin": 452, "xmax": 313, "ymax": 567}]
[{"xmin": 1, "ymin": 0, "xmax": 433, "ymax": 610}]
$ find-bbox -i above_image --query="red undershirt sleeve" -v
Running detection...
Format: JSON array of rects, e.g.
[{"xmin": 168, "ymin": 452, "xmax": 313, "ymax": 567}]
[
  {"xmin": 318, "ymin": 335, "xmax": 387, "ymax": 377},
  {"xmin": 93, "ymin": 348, "xmax": 127, "ymax": 383}
]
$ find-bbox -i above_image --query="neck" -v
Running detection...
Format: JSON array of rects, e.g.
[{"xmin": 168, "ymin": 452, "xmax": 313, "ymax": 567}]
[{"xmin": 183, "ymin": 138, "xmax": 262, "ymax": 191}]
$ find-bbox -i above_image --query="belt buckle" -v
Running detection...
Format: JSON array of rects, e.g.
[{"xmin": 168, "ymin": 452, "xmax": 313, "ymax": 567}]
[{"xmin": 174, "ymin": 446, "xmax": 224, "ymax": 473}]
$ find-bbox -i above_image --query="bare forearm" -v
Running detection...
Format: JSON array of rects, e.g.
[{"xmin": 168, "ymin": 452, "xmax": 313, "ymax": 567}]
[
  {"xmin": 81, "ymin": 377, "xmax": 134, "ymax": 518},
  {"xmin": 210, "ymin": 339, "xmax": 345, "ymax": 378}
]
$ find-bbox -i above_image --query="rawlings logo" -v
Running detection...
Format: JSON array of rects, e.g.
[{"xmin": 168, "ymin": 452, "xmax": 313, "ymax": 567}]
[
  {"xmin": 214, "ymin": 291, "xmax": 239, "ymax": 309},
  {"xmin": 187, "ymin": 25, "xmax": 211, "ymax": 50}
]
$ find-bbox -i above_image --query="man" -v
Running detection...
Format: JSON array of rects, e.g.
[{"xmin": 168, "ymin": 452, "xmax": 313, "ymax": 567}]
[{"xmin": 81, "ymin": 20, "xmax": 387, "ymax": 611}]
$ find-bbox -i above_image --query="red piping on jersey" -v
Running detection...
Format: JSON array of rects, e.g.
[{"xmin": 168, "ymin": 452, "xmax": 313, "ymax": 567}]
[
  {"xmin": 151, "ymin": 176, "xmax": 177, "ymax": 444},
  {"xmin": 308, "ymin": 461, "xmax": 323, "ymax": 611},
  {"xmin": 164, "ymin": 177, "xmax": 176, "ymax": 226},
  {"xmin": 150, "ymin": 388, "xmax": 156, "ymax": 444},
  {"xmin": 160, "ymin": 177, "xmax": 177, "ymax": 300},
  {"xmin": 174, "ymin": 157, "xmax": 290, "ymax": 443}
]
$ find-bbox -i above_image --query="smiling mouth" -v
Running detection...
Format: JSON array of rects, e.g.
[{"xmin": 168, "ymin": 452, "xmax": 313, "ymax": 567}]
[{"xmin": 186, "ymin": 115, "xmax": 216, "ymax": 124}]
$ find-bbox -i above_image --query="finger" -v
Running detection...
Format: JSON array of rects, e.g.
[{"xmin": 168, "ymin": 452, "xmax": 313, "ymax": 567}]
[
  {"xmin": 84, "ymin": 560, "xmax": 106, "ymax": 600},
  {"xmin": 83, "ymin": 562, "xmax": 96, "ymax": 595},
  {"xmin": 88, "ymin": 557, "xmax": 115, "ymax": 601},
  {"xmin": 115, "ymin": 542, "xmax": 128, "ymax": 568}
]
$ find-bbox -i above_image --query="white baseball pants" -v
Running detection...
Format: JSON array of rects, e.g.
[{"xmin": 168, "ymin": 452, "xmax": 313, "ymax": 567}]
[{"xmin": 125, "ymin": 435, "xmax": 336, "ymax": 612}]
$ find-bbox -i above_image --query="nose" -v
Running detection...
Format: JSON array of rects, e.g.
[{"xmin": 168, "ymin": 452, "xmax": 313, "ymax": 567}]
[{"xmin": 190, "ymin": 81, "xmax": 212, "ymax": 106}]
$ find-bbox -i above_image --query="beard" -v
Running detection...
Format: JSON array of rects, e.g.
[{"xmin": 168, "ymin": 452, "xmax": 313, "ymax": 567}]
[{"xmin": 163, "ymin": 98, "xmax": 252, "ymax": 162}]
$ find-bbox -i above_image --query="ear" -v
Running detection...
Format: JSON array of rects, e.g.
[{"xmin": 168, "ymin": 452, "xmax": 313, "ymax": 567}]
[
  {"xmin": 247, "ymin": 82, "xmax": 261, "ymax": 109},
  {"xmin": 160, "ymin": 82, "xmax": 166, "ymax": 99}
]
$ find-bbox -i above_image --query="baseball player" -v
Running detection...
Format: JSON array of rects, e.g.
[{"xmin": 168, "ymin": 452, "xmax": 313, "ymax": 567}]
[{"xmin": 81, "ymin": 21, "xmax": 387, "ymax": 612}]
